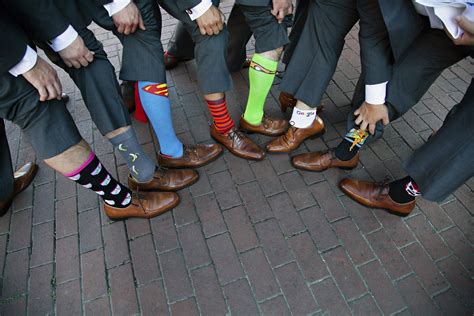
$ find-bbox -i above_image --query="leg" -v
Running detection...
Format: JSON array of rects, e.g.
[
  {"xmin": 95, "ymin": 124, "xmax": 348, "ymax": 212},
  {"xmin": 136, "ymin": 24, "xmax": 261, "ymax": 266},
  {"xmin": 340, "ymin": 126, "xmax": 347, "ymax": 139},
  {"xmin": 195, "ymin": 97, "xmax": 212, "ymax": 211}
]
[
  {"xmin": 297, "ymin": 27, "xmax": 471, "ymax": 174},
  {"xmin": 0, "ymin": 119, "xmax": 14, "ymax": 202},
  {"xmin": 166, "ymin": 21, "xmax": 195, "ymax": 61},
  {"xmin": 282, "ymin": 0, "xmax": 309, "ymax": 65},
  {"xmin": 238, "ymin": 4, "xmax": 289, "ymax": 131},
  {"xmin": 226, "ymin": 5, "xmax": 254, "ymax": 72},
  {"xmin": 404, "ymin": 80, "xmax": 474, "ymax": 202},
  {"xmin": 268, "ymin": 0, "xmax": 358, "ymax": 153}
]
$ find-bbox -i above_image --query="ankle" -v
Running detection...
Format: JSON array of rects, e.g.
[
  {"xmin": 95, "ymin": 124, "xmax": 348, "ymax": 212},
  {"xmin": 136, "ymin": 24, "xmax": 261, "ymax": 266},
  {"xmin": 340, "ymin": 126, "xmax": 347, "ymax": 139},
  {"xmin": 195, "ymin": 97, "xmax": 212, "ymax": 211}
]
[{"xmin": 388, "ymin": 176, "xmax": 420, "ymax": 204}]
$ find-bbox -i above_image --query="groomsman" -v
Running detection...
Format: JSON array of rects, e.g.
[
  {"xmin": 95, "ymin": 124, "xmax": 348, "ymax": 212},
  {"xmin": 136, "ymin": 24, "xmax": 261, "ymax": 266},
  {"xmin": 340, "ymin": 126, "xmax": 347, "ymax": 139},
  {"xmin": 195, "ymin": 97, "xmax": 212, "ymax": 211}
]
[
  {"xmin": 158, "ymin": 0, "xmax": 266, "ymax": 160},
  {"xmin": 267, "ymin": 0, "xmax": 421, "ymax": 154},
  {"xmin": 292, "ymin": 1, "xmax": 472, "ymax": 176},
  {"xmin": 338, "ymin": 14, "xmax": 474, "ymax": 216},
  {"xmin": 0, "ymin": 9, "xmax": 179, "ymax": 219}
]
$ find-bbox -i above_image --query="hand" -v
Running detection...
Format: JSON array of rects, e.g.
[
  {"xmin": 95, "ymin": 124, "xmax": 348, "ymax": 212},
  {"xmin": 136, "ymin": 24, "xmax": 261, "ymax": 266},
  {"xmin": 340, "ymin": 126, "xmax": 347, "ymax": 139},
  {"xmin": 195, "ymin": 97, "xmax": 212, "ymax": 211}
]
[
  {"xmin": 58, "ymin": 36, "xmax": 94, "ymax": 69},
  {"xmin": 354, "ymin": 101, "xmax": 389, "ymax": 135},
  {"xmin": 271, "ymin": 0, "xmax": 293, "ymax": 23},
  {"xmin": 112, "ymin": 2, "xmax": 146, "ymax": 35},
  {"xmin": 22, "ymin": 56, "xmax": 62, "ymax": 102},
  {"xmin": 452, "ymin": 16, "xmax": 474, "ymax": 46},
  {"xmin": 196, "ymin": 5, "xmax": 224, "ymax": 36}
]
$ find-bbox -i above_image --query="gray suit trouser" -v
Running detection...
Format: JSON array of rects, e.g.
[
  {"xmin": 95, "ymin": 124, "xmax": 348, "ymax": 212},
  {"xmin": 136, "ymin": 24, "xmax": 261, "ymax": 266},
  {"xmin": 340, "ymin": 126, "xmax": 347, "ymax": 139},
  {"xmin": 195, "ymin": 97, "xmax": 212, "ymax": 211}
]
[
  {"xmin": 0, "ymin": 120, "xmax": 14, "ymax": 202},
  {"xmin": 158, "ymin": 0, "xmax": 232, "ymax": 94},
  {"xmin": 404, "ymin": 80, "xmax": 474, "ymax": 202},
  {"xmin": 167, "ymin": 5, "xmax": 252, "ymax": 72}
]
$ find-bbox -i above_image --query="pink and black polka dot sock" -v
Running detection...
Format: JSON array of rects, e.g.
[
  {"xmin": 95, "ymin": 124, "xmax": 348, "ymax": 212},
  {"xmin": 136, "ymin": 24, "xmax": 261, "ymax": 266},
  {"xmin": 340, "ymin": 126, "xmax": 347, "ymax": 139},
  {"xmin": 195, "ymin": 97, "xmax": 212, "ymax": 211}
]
[{"xmin": 65, "ymin": 152, "xmax": 132, "ymax": 208}]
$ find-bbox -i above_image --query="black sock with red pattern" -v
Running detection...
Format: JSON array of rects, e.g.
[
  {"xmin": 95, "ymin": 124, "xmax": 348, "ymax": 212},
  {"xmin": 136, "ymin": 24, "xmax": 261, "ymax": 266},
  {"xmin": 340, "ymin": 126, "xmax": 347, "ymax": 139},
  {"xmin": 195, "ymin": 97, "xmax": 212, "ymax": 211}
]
[{"xmin": 388, "ymin": 176, "xmax": 421, "ymax": 204}]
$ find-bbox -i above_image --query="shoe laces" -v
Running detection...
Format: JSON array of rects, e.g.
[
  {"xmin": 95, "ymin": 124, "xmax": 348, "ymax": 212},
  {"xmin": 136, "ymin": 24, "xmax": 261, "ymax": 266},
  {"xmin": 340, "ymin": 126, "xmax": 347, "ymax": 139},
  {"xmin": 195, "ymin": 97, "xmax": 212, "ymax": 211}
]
[{"xmin": 227, "ymin": 129, "xmax": 244, "ymax": 141}]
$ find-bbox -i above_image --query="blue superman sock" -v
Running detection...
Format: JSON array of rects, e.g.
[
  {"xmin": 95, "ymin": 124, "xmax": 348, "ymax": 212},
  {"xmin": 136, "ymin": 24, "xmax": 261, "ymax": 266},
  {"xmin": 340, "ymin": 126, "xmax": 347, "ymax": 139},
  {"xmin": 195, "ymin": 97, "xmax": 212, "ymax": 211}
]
[{"xmin": 138, "ymin": 81, "xmax": 183, "ymax": 158}]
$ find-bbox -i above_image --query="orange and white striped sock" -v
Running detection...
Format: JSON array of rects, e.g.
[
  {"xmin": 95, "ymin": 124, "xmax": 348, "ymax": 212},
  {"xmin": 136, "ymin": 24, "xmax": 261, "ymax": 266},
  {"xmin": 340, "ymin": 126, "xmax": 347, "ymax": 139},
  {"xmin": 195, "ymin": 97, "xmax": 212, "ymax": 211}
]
[{"xmin": 206, "ymin": 97, "xmax": 234, "ymax": 134}]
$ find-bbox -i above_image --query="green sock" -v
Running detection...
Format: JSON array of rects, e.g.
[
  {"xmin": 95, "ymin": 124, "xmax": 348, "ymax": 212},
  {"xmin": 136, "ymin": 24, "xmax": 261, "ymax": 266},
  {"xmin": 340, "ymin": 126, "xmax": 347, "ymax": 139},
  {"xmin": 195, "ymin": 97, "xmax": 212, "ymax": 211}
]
[{"xmin": 243, "ymin": 54, "xmax": 278, "ymax": 125}]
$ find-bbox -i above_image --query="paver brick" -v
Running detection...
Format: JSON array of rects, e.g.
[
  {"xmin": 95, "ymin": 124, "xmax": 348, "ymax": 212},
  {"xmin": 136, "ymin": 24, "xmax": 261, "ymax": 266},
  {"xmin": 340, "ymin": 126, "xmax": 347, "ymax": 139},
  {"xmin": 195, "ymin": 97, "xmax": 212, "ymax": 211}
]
[
  {"xmin": 7, "ymin": 208, "xmax": 32, "ymax": 252},
  {"xmin": 310, "ymin": 181, "xmax": 348, "ymax": 222},
  {"xmin": 223, "ymin": 279, "xmax": 259, "ymax": 315},
  {"xmin": 440, "ymin": 227, "xmax": 474, "ymax": 276},
  {"xmin": 29, "ymin": 221, "xmax": 54, "ymax": 267},
  {"xmin": 267, "ymin": 192, "xmax": 306, "ymax": 236},
  {"xmin": 55, "ymin": 197, "xmax": 78, "ymax": 238},
  {"xmin": 81, "ymin": 248, "xmax": 107, "ymax": 301},
  {"xmin": 323, "ymin": 247, "xmax": 366, "ymax": 300},
  {"xmin": 84, "ymin": 297, "xmax": 111, "ymax": 315},
  {"xmin": 27, "ymin": 263, "xmax": 53, "ymax": 315},
  {"xmin": 349, "ymin": 294, "xmax": 382, "ymax": 316},
  {"xmin": 288, "ymin": 232, "xmax": 329, "ymax": 282},
  {"xmin": 137, "ymin": 280, "xmax": 168, "ymax": 316},
  {"xmin": 223, "ymin": 206, "xmax": 258, "ymax": 253},
  {"xmin": 396, "ymin": 275, "xmax": 442, "ymax": 315},
  {"xmin": 170, "ymin": 297, "xmax": 199, "ymax": 316},
  {"xmin": 333, "ymin": 217, "xmax": 374, "ymax": 265},
  {"xmin": 109, "ymin": 263, "xmax": 139, "ymax": 315},
  {"xmin": 406, "ymin": 214, "xmax": 451, "ymax": 260},
  {"xmin": 159, "ymin": 248, "xmax": 194, "ymax": 303},
  {"xmin": 275, "ymin": 262, "xmax": 318, "ymax": 315},
  {"xmin": 359, "ymin": 260, "xmax": 406, "ymax": 314},
  {"xmin": 191, "ymin": 266, "xmax": 228, "ymax": 315},
  {"xmin": 193, "ymin": 194, "xmax": 227, "ymax": 238},
  {"xmin": 207, "ymin": 233, "xmax": 244, "ymax": 285},
  {"xmin": 312, "ymin": 278, "xmax": 352, "ymax": 316},
  {"xmin": 366, "ymin": 229, "xmax": 411, "ymax": 280},
  {"xmin": 55, "ymin": 234, "xmax": 80, "ymax": 284},
  {"xmin": 177, "ymin": 221, "xmax": 211, "ymax": 268},
  {"xmin": 130, "ymin": 234, "xmax": 161, "ymax": 284},
  {"xmin": 255, "ymin": 219, "xmax": 293, "ymax": 267},
  {"xmin": 56, "ymin": 279, "xmax": 82, "ymax": 315},
  {"xmin": 102, "ymin": 221, "xmax": 130, "ymax": 268},
  {"xmin": 401, "ymin": 242, "xmax": 449, "ymax": 295}
]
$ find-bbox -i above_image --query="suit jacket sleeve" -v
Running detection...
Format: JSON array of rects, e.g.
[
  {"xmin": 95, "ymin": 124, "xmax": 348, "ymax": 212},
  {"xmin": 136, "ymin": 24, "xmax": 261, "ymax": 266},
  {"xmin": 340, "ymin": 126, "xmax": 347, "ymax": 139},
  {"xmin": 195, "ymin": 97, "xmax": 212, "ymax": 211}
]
[
  {"xmin": 357, "ymin": 0, "xmax": 392, "ymax": 85},
  {"xmin": 2, "ymin": 0, "xmax": 69, "ymax": 41},
  {"xmin": 0, "ymin": 10, "xmax": 31, "ymax": 76},
  {"xmin": 176, "ymin": 0, "xmax": 202, "ymax": 11}
]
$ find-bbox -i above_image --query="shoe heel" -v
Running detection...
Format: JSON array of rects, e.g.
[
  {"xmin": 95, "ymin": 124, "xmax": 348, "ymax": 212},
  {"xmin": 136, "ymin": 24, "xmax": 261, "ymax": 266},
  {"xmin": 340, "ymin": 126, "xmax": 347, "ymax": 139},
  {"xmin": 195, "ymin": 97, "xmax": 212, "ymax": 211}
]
[{"xmin": 280, "ymin": 103, "xmax": 289, "ymax": 113}]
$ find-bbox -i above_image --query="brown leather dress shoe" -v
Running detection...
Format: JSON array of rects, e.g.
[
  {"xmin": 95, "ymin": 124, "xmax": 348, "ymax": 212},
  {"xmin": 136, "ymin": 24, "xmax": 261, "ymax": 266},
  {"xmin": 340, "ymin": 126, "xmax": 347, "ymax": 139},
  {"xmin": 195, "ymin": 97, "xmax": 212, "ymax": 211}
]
[
  {"xmin": 339, "ymin": 178, "xmax": 415, "ymax": 216},
  {"xmin": 157, "ymin": 144, "xmax": 223, "ymax": 169},
  {"xmin": 210, "ymin": 125, "xmax": 265, "ymax": 161},
  {"xmin": 0, "ymin": 162, "xmax": 38, "ymax": 216},
  {"xmin": 164, "ymin": 51, "xmax": 190, "ymax": 70},
  {"xmin": 128, "ymin": 167, "xmax": 199, "ymax": 192},
  {"xmin": 120, "ymin": 81, "xmax": 136, "ymax": 113},
  {"xmin": 266, "ymin": 116, "xmax": 325, "ymax": 153},
  {"xmin": 239, "ymin": 116, "xmax": 288, "ymax": 137},
  {"xmin": 291, "ymin": 149, "xmax": 359, "ymax": 172},
  {"xmin": 104, "ymin": 190, "xmax": 179, "ymax": 220},
  {"xmin": 279, "ymin": 91, "xmax": 297, "ymax": 113}
]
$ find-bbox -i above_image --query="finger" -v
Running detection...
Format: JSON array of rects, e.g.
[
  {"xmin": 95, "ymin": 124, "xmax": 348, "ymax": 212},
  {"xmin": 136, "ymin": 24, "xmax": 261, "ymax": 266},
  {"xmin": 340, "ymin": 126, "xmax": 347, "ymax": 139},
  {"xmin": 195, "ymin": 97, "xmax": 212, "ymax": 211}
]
[
  {"xmin": 354, "ymin": 115, "xmax": 362, "ymax": 126},
  {"xmin": 457, "ymin": 16, "xmax": 474, "ymax": 34},
  {"xmin": 85, "ymin": 50, "xmax": 94, "ymax": 63},
  {"xmin": 130, "ymin": 21, "xmax": 138, "ymax": 34},
  {"xmin": 360, "ymin": 121, "xmax": 368, "ymax": 132},
  {"xmin": 382, "ymin": 116, "xmax": 389, "ymax": 126},
  {"xmin": 288, "ymin": 5, "xmax": 293, "ymax": 14},
  {"xmin": 271, "ymin": 8, "xmax": 278, "ymax": 17},
  {"xmin": 206, "ymin": 25, "xmax": 214, "ymax": 36},
  {"xmin": 123, "ymin": 24, "xmax": 132, "ymax": 35},
  {"xmin": 139, "ymin": 16, "xmax": 146, "ymax": 31},
  {"xmin": 53, "ymin": 75, "xmax": 62, "ymax": 98},
  {"xmin": 79, "ymin": 57, "xmax": 89, "ymax": 67},
  {"xmin": 38, "ymin": 86, "xmax": 48, "ymax": 102},
  {"xmin": 46, "ymin": 84, "xmax": 57, "ymax": 100},
  {"xmin": 116, "ymin": 23, "xmax": 125, "ymax": 34},
  {"xmin": 277, "ymin": 9, "xmax": 286, "ymax": 22},
  {"xmin": 211, "ymin": 23, "xmax": 220, "ymax": 35},
  {"xmin": 64, "ymin": 60, "xmax": 73, "ymax": 68},
  {"xmin": 71, "ymin": 59, "xmax": 82, "ymax": 69},
  {"xmin": 369, "ymin": 123, "xmax": 376, "ymax": 135},
  {"xmin": 354, "ymin": 108, "xmax": 360, "ymax": 116},
  {"xmin": 217, "ymin": 18, "xmax": 223, "ymax": 31}
]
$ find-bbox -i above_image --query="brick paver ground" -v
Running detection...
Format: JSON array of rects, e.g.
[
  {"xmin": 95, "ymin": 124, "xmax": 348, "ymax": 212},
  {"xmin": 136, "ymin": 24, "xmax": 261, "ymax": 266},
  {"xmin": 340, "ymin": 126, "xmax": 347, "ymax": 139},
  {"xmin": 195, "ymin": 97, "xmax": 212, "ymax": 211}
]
[{"xmin": 1, "ymin": 1, "xmax": 473, "ymax": 315}]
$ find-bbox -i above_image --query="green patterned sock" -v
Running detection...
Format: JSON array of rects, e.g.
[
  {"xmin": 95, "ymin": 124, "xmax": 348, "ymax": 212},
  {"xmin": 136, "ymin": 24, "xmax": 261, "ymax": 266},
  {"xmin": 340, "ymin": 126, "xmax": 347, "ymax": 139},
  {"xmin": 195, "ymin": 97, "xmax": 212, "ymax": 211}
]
[{"xmin": 243, "ymin": 54, "xmax": 278, "ymax": 125}]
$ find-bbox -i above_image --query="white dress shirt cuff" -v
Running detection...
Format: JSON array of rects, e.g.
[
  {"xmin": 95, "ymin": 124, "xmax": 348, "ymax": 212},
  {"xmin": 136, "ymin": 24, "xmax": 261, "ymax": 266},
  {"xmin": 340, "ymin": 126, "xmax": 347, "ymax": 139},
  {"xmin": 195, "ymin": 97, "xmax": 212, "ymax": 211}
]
[
  {"xmin": 186, "ymin": 0, "xmax": 213, "ymax": 21},
  {"xmin": 49, "ymin": 25, "xmax": 78, "ymax": 52},
  {"xmin": 9, "ymin": 46, "xmax": 38, "ymax": 77},
  {"xmin": 103, "ymin": 0, "xmax": 131, "ymax": 17},
  {"xmin": 365, "ymin": 81, "xmax": 388, "ymax": 105}
]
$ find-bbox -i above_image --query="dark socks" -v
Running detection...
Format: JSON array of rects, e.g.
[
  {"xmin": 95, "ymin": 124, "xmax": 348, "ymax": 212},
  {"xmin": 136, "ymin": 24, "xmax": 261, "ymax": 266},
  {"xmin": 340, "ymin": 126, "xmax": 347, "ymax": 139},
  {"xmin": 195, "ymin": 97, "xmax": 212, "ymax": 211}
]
[
  {"xmin": 388, "ymin": 176, "xmax": 421, "ymax": 204},
  {"xmin": 335, "ymin": 128, "xmax": 369, "ymax": 161},
  {"xmin": 109, "ymin": 128, "xmax": 155, "ymax": 183},
  {"xmin": 65, "ymin": 153, "xmax": 132, "ymax": 208}
]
